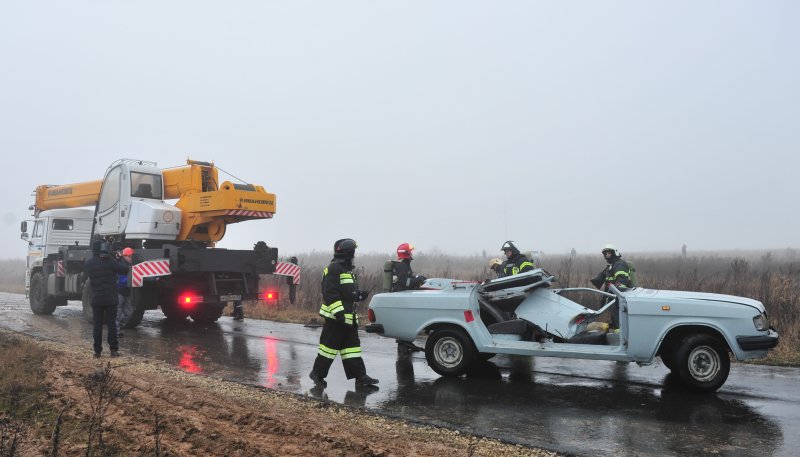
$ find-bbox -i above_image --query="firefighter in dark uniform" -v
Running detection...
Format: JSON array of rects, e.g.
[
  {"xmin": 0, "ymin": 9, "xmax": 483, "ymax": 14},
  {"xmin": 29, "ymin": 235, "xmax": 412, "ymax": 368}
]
[
  {"xmin": 391, "ymin": 243, "xmax": 427, "ymax": 292},
  {"xmin": 309, "ymin": 239, "xmax": 379, "ymax": 388},
  {"xmin": 500, "ymin": 241, "xmax": 535, "ymax": 277},
  {"xmin": 590, "ymin": 244, "xmax": 634, "ymax": 329},
  {"xmin": 391, "ymin": 243, "xmax": 427, "ymax": 353}
]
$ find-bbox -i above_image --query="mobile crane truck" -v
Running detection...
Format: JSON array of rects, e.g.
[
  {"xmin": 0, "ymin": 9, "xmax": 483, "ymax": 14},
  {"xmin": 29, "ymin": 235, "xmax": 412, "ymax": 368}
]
[{"xmin": 20, "ymin": 158, "xmax": 301, "ymax": 328}]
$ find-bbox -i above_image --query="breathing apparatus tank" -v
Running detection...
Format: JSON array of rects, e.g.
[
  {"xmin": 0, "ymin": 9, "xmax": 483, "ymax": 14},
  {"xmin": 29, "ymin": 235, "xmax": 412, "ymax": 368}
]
[{"xmin": 383, "ymin": 260, "xmax": 397, "ymax": 291}]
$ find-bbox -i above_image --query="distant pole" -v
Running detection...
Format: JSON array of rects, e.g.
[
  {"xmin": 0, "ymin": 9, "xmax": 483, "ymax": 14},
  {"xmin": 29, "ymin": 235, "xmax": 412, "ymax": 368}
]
[
  {"xmin": 682, "ymin": 244, "xmax": 687, "ymax": 258},
  {"xmin": 503, "ymin": 197, "xmax": 508, "ymax": 239}
]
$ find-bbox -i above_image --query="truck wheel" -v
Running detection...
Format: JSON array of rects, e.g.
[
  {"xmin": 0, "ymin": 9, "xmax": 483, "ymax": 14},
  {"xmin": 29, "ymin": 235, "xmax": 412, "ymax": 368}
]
[
  {"xmin": 161, "ymin": 303, "xmax": 189, "ymax": 321},
  {"xmin": 81, "ymin": 281, "xmax": 94, "ymax": 323},
  {"xmin": 674, "ymin": 334, "xmax": 730, "ymax": 393},
  {"xmin": 123, "ymin": 306, "xmax": 145, "ymax": 328},
  {"xmin": 425, "ymin": 327, "xmax": 475, "ymax": 377},
  {"xmin": 29, "ymin": 272, "xmax": 57, "ymax": 315},
  {"xmin": 190, "ymin": 307, "xmax": 224, "ymax": 323}
]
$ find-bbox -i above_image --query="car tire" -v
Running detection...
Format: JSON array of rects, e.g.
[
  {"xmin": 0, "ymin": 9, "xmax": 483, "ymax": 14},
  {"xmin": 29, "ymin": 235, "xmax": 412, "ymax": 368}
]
[
  {"xmin": 660, "ymin": 348, "xmax": 676, "ymax": 371},
  {"xmin": 674, "ymin": 334, "xmax": 730, "ymax": 393},
  {"xmin": 29, "ymin": 271, "xmax": 58, "ymax": 315},
  {"xmin": 425, "ymin": 327, "xmax": 475, "ymax": 377}
]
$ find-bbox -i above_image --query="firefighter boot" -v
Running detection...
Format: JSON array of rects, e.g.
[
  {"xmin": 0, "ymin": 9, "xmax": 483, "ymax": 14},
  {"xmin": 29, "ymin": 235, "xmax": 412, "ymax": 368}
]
[
  {"xmin": 309, "ymin": 371, "xmax": 327, "ymax": 387},
  {"xmin": 355, "ymin": 375, "xmax": 379, "ymax": 387}
]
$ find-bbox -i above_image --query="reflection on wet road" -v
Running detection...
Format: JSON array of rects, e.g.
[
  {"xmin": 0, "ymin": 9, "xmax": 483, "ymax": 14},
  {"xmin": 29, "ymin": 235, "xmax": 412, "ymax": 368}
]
[{"xmin": 1, "ymin": 293, "xmax": 798, "ymax": 457}]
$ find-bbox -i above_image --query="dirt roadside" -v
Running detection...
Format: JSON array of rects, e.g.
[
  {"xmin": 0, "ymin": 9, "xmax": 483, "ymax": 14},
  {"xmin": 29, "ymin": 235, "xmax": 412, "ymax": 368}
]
[{"xmin": 0, "ymin": 329, "xmax": 561, "ymax": 457}]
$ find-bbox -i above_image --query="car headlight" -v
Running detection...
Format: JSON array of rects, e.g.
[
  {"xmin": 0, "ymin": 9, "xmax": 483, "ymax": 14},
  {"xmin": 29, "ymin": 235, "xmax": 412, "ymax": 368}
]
[{"xmin": 753, "ymin": 313, "xmax": 769, "ymax": 331}]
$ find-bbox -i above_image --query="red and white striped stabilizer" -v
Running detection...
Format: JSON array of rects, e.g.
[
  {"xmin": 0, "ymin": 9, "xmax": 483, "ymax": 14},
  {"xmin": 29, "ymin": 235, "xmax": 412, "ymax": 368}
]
[
  {"xmin": 224, "ymin": 210, "xmax": 274, "ymax": 218},
  {"xmin": 274, "ymin": 262, "xmax": 301, "ymax": 284},
  {"xmin": 132, "ymin": 259, "xmax": 171, "ymax": 287},
  {"xmin": 56, "ymin": 260, "xmax": 65, "ymax": 277}
]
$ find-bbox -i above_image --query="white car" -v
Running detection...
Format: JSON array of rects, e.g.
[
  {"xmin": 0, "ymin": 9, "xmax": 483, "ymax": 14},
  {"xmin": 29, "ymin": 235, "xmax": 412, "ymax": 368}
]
[{"xmin": 366, "ymin": 269, "xmax": 779, "ymax": 392}]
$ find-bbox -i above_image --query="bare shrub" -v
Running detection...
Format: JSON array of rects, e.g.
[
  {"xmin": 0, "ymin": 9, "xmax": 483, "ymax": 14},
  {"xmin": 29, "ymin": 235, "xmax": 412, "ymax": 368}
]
[{"xmin": 81, "ymin": 364, "xmax": 130, "ymax": 457}]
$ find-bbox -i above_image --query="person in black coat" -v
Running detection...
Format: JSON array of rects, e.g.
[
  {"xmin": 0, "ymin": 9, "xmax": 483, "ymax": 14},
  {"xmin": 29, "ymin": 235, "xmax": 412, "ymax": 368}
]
[{"xmin": 84, "ymin": 241, "xmax": 129, "ymax": 357}]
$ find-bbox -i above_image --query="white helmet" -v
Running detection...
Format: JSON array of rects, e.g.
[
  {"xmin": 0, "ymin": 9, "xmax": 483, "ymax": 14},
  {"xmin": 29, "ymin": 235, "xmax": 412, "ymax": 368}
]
[{"xmin": 602, "ymin": 244, "xmax": 620, "ymax": 257}]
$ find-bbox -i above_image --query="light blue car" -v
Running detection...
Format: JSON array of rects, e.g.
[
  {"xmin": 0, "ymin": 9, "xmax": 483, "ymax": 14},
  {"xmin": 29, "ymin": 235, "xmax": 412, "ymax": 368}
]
[{"xmin": 366, "ymin": 269, "xmax": 779, "ymax": 392}]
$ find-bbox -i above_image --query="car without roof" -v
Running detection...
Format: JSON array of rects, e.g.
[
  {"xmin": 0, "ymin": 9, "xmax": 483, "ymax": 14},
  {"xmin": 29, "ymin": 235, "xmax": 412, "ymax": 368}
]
[{"xmin": 365, "ymin": 269, "xmax": 779, "ymax": 392}]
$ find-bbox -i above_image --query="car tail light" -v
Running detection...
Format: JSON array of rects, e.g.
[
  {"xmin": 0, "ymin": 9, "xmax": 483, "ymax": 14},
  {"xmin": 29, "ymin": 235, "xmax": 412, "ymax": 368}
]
[
  {"xmin": 464, "ymin": 310, "xmax": 475, "ymax": 323},
  {"xmin": 573, "ymin": 315, "xmax": 587, "ymax": 325},
  {"xmin": 368, "ymin": 308, "xmax": 376, "ymax": 323}
]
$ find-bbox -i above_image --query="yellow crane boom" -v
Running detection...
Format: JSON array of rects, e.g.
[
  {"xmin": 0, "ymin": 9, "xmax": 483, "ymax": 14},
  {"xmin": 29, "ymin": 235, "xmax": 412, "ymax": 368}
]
[{"xmin": 33, "ymin": 159, "xmax": 276, "ymax": 244}]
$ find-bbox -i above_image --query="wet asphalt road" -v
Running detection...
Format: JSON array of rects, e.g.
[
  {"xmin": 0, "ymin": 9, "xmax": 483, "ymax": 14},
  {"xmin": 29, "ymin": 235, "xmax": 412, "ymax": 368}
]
[{"xmin": 1, "ymin": 292, "xmax": 798, "ymax": 457}]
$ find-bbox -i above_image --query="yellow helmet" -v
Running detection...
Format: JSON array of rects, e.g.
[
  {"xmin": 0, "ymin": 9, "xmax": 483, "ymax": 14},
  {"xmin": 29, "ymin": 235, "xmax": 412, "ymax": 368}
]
[{"xmin": 488, "ymin": 258, "xmax": 503, "ymax": 267}]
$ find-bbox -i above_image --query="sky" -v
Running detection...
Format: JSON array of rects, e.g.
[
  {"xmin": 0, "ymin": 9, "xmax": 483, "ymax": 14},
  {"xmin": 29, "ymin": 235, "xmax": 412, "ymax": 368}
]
[{"xmin": 1, "ymin": 1, "xmax": 798, "ymax": 259}]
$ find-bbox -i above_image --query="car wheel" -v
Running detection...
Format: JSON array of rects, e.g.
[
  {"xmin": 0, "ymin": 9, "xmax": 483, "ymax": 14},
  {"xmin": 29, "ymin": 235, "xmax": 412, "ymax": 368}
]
[
  {"xmin": 674, "ymin": 334, "xmax": 730, "ymax": 393},
  {"xmin": 29, "ymin": 272, "xmax": 57, "ymax": 315},
  {"xmin": 425, "ymin": 327, "xmax": 475, "ymax": 377},
  {"xmin": 660, "ymin": 348, "xmax": 675, "ymax": 371}
]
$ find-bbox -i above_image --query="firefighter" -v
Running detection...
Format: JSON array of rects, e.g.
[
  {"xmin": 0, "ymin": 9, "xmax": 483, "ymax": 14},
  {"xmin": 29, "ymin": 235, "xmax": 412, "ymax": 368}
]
[
  {"xmin": 391, "ymin": 243, "xmax": 427, "ymax": 353},
  {"xmin": 85, "ymin": 241, "xmax": 128, "ymax": 358},
  {"xmin": 500, "ymin": 241, "xmax": 535, "ymax": 277},
  {"xmin": 488, "ymin": 258, "xmax": 504, "ymax": 278},
  {"xmin": 391, "ymin": 243, "xmax": 427, "ymax": 291},
  {"xmin": 115, "ymin": 247, "xmax": 135, "ymax": 336},
  {"xmin": 309, "ymin": 239, "xmax": 379, "ymax": 388},
  {"xmin": 590, "ymin": 244, "xmax": 634, "ymax": 329}
]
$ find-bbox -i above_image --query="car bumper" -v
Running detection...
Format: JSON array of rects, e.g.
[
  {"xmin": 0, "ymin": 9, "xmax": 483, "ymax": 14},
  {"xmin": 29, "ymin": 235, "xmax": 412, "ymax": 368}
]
[
  {"xmin": 737, "ymin": 328, "xmax": 779, "ymax": 351},
  {"xmin": 365, "ymin": 324, "xmax": 384, "ymax": 334}
]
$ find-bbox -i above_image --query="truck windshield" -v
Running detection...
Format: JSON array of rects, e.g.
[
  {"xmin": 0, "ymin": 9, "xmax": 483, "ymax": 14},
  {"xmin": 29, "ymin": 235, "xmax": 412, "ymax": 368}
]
[{"xmin": 130, "ymin": 172, "xmax": 163, "ymax": 200}]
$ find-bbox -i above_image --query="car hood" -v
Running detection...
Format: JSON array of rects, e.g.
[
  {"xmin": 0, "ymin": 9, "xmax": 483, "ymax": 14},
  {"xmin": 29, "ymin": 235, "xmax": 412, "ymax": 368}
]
[{"xmin": 631, "ymin": 288, "xmax": 765, "ymax": 313}]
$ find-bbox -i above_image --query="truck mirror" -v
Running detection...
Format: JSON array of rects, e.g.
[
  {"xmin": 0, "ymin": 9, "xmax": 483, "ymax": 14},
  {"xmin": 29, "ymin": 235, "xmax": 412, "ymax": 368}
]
[
  {"xmin": 20, "ymin": 221, "xmax": 27, "ymax": 233},
  {"xmin": 20, "ymin": 232, "xmax": 29, "ymax": 241}
]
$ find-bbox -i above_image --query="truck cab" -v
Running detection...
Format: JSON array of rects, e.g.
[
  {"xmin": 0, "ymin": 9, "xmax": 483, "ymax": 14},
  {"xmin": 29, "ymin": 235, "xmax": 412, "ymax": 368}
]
[
  {"xmin": 95, "ymin": 160, "xmax": 180, "ymax": 240},
  {"xmin": 21, "ymin": 208, "xmax": 94, "ymax": 296}
]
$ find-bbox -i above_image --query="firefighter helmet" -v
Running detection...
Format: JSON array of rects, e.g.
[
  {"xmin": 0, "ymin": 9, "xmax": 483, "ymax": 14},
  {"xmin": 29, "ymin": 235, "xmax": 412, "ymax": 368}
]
[
  {"xmin": 397, "ymin": 243, "xmax": 415, "ymax": 260},
  {"xmin": 334, "ymin": 238, "xmax": 358, "ymax": 257},
  {"xmin": 501, "ymin": 241, "xmax": 520, "ymax": 255},
  {"xmin": 602, "ymin": 244, "xmax": 620, "ymax": 257},
  {"xmin": 122, "ymin": 247, "xmax": 134, "ymax": 257}
]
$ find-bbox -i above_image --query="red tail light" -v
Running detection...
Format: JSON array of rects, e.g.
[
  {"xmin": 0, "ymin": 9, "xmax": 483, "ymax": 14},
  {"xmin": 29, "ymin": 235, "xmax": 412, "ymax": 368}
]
[
  {"xmin": 178, "ymin": 294, "xmax": 203, "ymax": 309},
  {"xmin": 368, "ymin": 308, "xmax": 376, "ymax": 323},
  {"xmin": 261, "ymin": 290, "xmax": 279, "ymax": 302}
]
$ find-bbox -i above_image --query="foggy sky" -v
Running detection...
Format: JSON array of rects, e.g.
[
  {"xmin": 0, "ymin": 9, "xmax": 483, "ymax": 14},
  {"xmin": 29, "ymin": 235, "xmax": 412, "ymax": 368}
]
[{"xmin": 1, "ymin": 1, "xmax": 798, "ymax": 260}]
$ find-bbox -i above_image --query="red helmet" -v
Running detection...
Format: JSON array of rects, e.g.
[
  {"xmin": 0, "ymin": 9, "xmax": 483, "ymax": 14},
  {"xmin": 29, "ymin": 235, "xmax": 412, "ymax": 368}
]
[
  {"xmin": 122, "ymin": 247, "xmax": 134, "ymax": 256},
  {"xmin": 396, "ymin": 243, "xmax": 415, "ymax": 260}
]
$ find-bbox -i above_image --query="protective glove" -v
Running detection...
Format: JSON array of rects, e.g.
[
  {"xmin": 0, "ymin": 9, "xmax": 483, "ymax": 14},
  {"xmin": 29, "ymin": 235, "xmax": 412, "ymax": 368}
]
[
  {"xmin": 356, "ymin": 290, "xmax": 370, "ymax": 302},
  {"xmin": 334, "ymin": 312, "xmax": 346, "ymax": 324}
]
